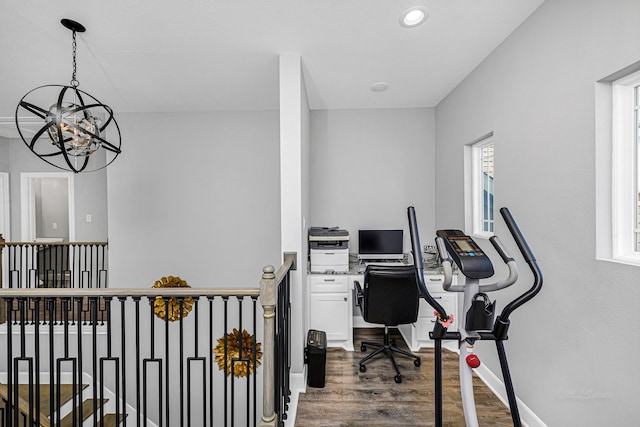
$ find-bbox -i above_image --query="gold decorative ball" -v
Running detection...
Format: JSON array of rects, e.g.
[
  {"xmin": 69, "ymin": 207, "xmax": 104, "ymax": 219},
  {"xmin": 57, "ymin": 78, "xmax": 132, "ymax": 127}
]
[
  {"xmin": 151, "ymin": 276, "xmax": 194, "ymax": 321},
  {"xmin": 213, "ymin": 328, "xmax": 263, "ymax": 377}
]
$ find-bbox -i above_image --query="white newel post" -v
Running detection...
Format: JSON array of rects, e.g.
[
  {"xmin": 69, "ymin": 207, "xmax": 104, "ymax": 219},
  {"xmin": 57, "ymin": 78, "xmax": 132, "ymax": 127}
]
[{"xmin": 260, "ymin": 265, "xmax": 277, "ymax": 427}]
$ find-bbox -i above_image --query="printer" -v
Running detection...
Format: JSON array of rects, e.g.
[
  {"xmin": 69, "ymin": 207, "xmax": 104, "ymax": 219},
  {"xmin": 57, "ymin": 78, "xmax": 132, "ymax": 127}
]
[{"xmin": 308, "ymin": 227, "xmax": 349, "ymax": 273}]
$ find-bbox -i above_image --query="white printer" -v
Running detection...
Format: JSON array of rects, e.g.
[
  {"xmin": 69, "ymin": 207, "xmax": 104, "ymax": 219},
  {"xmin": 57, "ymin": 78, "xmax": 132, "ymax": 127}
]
[{"xmin": 308, "ymin": 227, "xmax": 349, "ymax": 273}]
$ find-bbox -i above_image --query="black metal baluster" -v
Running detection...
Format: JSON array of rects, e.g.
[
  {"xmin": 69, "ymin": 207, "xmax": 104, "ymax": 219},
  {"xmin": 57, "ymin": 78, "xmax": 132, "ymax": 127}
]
[
  {"xmin": 252, "ymin": 296, "xmax": 257, "ymax": 427},
  {"xmin": 178, "ymin": 296, "xmax": 184, "ymax": 427},
  {"xmin": 120, "ymin": 297, "xmax": 128, "ymax": 427},
  {"xmin": 63, "ymin": 245, "xmax": 70, "ymax": 291},
  {"xmin": 85, "ymin": 245, "xmax": 91, "ymax": 289},
  {"xmin": 223, "ymin": 297, "xmax": 228, "ymax": 427},
  {"xmin": 59, "ymin": 297, "xmax": 75, "ymax": 427},
  {"xmin": 47, "ymin": 297, "xmax": 55, "ymax": 424},
  {"xmin": 186, "ymin": 298, "xmax": 205, "ymax": 427},
  {"xmin": 33, "ymin": 297, "xmax": 42, "ymax": 424},
  {"xmin": 238, "ymin": 296, "xmax": 249, "ymax": 427},
  {"xmin": 76, "ymin": 297, "xmax": 84, "ymax": 426},
  {"xmin": 89, "ymin": 245, "xmax": 94, "ymax": 289},
  {"xmin": 73, "ymin": 245, "xmax": 79, "ymax": 289},
  {"xmin": 104, "ymin": 296, "xmax": 113, "ymax": 424},
  {"xmin": 99, "ymin": 245, "xmax": 108, "ymax": 288},
  {"xmin": 16, "ymin": 298, "xmax": 34, "ymax": 426},
  {"xmin": 134, "ymin": 297, "xmax": 142, "ymax": 427},
  {"xmin": 144, "ymin": 296, "xmax": 163, "ymax": 427},
  {"xmin": 53, "ymin": 245, "xmax": 59, "ymax": 288},
  {"xmin": 90, "ymin": 296, "xmax": 99, "ymax": 427},
  {"xmin": 4, "ymin": 297, "xmax": 13, "ymax": 427},
  {"xmin": 164, "ymin": 297, "xmax": 170, "ymax": 426},
  {"xmin": 208, "ymin": 297, "xmax": 214, "ymax": 427}
]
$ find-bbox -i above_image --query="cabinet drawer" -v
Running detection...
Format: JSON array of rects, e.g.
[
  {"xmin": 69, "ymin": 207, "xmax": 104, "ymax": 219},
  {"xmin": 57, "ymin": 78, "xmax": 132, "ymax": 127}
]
[
  {"xmin": 419, "ymin": 293, "xmax": 456, "ymax": 317},
  {"xmin": 309, "ymin": 275, "xmax": 349, "ymax": 292},
  {"xmin": 417, "ymin": 293, "xmax": 458, "ymax": 340},
  {"xmin": 424, "ymin": 274, "xmax": 445, "ymax": 293}
]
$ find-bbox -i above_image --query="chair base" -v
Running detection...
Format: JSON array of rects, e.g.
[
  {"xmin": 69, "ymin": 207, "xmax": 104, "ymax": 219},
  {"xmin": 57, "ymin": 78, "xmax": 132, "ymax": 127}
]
[{"xmin": 358, "ymin": 326, "xmax": 421, "ymax": 383}]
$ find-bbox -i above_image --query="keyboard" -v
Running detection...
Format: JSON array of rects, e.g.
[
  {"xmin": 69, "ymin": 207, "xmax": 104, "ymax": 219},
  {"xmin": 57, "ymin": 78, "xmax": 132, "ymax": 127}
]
[{"xmin": 364, "ymin": 261, "xmax": 407, "ymax": 267}]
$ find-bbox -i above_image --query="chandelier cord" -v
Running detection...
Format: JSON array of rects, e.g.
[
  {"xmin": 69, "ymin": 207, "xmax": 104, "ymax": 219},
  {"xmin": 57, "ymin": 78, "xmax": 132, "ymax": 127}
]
[{"xmin": 71, "ymin": 30, "xmax": 79, "ymax": 88}]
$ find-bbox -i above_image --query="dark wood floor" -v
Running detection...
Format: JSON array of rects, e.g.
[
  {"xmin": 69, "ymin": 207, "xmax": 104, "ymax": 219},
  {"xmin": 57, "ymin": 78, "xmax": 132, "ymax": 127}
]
[{"xmin": 295, "ymin": 328, "xmax": 514, "ymax": 427}]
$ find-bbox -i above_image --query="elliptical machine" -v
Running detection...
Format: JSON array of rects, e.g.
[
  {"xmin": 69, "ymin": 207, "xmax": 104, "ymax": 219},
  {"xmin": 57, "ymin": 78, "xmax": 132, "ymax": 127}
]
[{"xmin": 407, "ymin": 206, "xmax": 542, "ymax": 427}]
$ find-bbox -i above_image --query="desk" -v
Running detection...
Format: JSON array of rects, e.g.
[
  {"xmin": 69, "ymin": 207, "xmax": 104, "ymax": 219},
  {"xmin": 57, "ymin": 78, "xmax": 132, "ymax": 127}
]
[{"xmin": 308, "ymin": 264, "xmax": 458, "ymax": 351}]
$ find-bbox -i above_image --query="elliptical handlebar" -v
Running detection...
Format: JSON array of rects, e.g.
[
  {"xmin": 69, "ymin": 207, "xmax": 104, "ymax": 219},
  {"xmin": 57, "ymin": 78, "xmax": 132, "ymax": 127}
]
[
  {"xmin": 497, "ymin": 207, "xmax": 543, "ymax": 323},
  {"xmin": 407, "ymin": 206, "xmax": 449, "ymax": 322}
]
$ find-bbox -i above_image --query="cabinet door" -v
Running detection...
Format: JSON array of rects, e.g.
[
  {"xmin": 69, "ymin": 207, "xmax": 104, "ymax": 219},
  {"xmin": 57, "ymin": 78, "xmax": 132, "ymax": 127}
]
[{"xmin": 309, "ymin": 293, "xmax": 350, "ymax": 341}]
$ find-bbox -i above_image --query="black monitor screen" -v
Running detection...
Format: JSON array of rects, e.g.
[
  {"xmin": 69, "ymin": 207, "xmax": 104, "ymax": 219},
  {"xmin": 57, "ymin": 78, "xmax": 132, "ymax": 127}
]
[{"xmin": 358, "ymin": 229, "xmax": 403, "ymax": 259}]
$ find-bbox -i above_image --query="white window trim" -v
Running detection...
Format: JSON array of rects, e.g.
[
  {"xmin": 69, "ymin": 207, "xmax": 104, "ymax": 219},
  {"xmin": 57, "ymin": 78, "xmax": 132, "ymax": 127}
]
[
  {"xmin": 611, "ymin": 69, "xmax": 640, "ymax": 264},
  {"xmin": 464, "ymin": 133, "xmax": 494, "ymax": 239}
]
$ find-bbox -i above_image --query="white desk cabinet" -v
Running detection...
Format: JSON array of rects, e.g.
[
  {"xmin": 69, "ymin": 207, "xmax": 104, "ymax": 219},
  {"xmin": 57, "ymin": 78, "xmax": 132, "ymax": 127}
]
[
  {"xmin": 308, "ymin": 272, "xmax": 457, "ymax": 352},
  {"xmin": 308, "ymin": 275, "xmax": 353, "ymax": 350},
  {"xmin": 398, "ymin": 274, "xmax": 459, "ymax": 351}
]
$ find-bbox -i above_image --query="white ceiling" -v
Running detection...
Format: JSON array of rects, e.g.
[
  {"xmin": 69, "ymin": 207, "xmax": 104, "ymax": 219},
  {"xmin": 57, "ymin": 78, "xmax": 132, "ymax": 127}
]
[{"xmin": 0, "ymin": 0, "xmax": 544, "ymax": 125}]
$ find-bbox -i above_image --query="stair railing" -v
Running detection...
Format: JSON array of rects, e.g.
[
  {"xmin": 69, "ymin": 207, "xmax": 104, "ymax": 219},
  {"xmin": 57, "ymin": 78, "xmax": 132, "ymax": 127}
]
[
  {"xmin": 0, "ymin": 257, "xmax": 294, "ymax": 427},
  {"xmin": 0, "ymin": 234, "xmax": 109, "ymax": 289}
]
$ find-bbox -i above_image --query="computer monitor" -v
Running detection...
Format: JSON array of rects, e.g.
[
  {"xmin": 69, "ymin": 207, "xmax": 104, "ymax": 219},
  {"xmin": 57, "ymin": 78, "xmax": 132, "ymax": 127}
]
[{"xmin": 357, "ymin": 229, "xmax": 404, "ymax": 260}]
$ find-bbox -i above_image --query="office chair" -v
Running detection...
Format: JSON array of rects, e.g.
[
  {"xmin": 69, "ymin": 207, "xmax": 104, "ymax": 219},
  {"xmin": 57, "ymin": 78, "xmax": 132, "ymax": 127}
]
[{"xmin": 354, "ymin": 265, "xmax": 421, "ymax": 383}]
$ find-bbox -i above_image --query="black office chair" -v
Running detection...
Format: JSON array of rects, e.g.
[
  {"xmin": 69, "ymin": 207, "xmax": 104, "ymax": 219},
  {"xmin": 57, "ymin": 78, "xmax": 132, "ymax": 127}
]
[{"xmin": 354, "ymin": 265, "xmax": 421, "ymax": 383}]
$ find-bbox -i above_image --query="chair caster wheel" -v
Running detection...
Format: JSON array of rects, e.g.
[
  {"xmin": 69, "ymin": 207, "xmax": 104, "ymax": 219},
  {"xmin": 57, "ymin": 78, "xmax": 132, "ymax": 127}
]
[
  {"xmin": 414, "ymin": 358, "xmax": 421, "ymax": 367},
  {"xmin": 394, "ymin": 375, "xmax": 402, "ymax": 383},
  {"xmin": 360, "ymin": 345, "xmax": 367, "ymax": 352},
  {"xmin": 359, "ymin": 364, "xmax": 367, "ymax": 373}
]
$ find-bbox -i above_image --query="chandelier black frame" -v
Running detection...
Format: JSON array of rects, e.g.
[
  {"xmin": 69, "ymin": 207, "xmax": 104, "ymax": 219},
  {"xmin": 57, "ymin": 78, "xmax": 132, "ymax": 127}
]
[{"xmin": 15, "ymin": 19, "xmax": 121, "ymax": 173}]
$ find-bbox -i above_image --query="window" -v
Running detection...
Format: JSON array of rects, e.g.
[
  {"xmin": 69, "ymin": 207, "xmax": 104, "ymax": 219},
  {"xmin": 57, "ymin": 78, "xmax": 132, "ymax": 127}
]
[
  {"xmin": 467, "ymin": 135, "xmax": 494, "ymax": 237},
  {"xmin": 610, "ymin": 69, "xmax": 640, "ymax": 262}
]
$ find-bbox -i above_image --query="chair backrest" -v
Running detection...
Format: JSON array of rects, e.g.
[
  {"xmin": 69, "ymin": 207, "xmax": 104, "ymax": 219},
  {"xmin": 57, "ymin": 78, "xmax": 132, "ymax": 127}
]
[{"xmin": 362, "ymin": 265, "xmax": 420, "ymax": 326}]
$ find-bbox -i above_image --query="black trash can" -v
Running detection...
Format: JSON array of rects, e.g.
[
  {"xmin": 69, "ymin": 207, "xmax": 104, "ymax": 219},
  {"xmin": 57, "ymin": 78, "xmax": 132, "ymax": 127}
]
[{"xmin": 305, "ymin": 329, "xmax": 327, "ymax": 388}]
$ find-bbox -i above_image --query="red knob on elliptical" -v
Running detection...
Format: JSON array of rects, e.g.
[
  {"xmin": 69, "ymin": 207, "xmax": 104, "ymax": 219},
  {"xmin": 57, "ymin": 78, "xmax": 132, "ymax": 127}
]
[{"xmin": 466, "ymin": 354, "xmax": 481, "ymax": 368}]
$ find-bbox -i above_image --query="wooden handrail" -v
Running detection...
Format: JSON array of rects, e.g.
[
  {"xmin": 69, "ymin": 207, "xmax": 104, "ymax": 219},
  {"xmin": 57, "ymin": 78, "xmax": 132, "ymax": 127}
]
[
  {"xmin": 1, "ymin": 241, "xmax": 108, "ymax": 246},
  {"xmin": 0, "ymin": 287, "xmax": 260, "ymax": 298}
]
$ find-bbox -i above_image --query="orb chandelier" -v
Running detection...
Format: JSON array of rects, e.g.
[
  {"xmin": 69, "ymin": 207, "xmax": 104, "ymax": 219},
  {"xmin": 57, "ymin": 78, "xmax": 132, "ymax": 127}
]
[{"xmin": 15, "ymin": 19, "xmax": 121, "ymax": 173}]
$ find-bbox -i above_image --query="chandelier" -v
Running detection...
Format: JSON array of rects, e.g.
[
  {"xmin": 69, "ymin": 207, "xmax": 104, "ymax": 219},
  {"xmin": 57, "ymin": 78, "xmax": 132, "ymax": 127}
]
[{"xmin": 15, "ymin": 19, "xmax": 121, "ymax": 173}]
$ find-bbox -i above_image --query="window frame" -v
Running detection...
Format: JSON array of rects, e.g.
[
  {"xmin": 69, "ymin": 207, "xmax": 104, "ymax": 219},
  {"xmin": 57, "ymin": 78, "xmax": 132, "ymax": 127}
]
[
  {"xmin": 610, "ymin": 69, "xmax": 640, "ymax": 263},
  {"xmin": 465, "ymin": 134, "xmax": 495, "ymax": 239}
]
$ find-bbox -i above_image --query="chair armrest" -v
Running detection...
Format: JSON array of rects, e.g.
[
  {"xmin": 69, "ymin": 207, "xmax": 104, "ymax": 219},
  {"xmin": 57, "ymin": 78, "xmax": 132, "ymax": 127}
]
[{"xmin": 354, "ymin": 280, "xmax": 364, "ymax": 309}]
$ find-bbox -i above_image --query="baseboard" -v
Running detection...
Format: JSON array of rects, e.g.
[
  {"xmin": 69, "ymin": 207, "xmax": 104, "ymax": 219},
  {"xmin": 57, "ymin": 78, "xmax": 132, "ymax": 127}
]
[
  {"xmin": 283, "ymin": 372, "xmax": 306, "ymax": 427},
  {"xmin": 473, "ymin": 363, "xmax": 547, "ymax": 427}
]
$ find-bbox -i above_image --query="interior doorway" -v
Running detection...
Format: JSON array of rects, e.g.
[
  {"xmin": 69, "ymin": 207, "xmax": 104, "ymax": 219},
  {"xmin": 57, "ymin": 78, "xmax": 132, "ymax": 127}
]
[
  {"xmin": 0, "ymin": 172, "xmax": 8, "ymax": 288},
  {"xmin": 21, "ymin": 172, "xmax": 75, "ymax": 242},
  {"xmin": 0, "ymin": 172, "xmax": 8, "ymax": 241}
]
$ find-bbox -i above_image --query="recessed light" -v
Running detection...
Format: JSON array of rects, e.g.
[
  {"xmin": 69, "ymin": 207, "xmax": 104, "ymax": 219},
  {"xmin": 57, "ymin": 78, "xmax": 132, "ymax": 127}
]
[
  {"xmin": 400, "ymin": 6, "xmax": 429, "ymax": 28},
  {"xmin": 370, "ymin": 82, "xmax": 389, "ymax": 92}
]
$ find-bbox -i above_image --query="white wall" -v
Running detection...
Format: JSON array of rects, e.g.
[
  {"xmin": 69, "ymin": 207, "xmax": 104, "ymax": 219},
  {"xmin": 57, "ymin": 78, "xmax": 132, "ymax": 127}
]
[
  {"xmin": 435, "ymin": 0, "xmax": 640, "ymax": 425},
  {"xmin": 107, "ymin": 111, "xmax": 281, "ymax": 288},
  {"xmin": 279, "ymin": 55, "xmax": 312, "ymax": 383},
  {"xmin": 0, "ymin": 138, "xmax": 9, "ymax": 172},
  {"xmin": 4, "ymin": 137, "xmax": 108, "ymax": 242},
  {"xmin": 309, "ymin": 108, "xmax": 436, "ymax": 251}
]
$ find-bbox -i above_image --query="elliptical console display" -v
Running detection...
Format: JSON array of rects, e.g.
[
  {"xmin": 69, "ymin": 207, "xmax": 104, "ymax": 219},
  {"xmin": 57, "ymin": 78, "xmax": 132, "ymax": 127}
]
[{"xmin": 436, "ymin": 230, "xmax": 494, "ymax": 279}]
